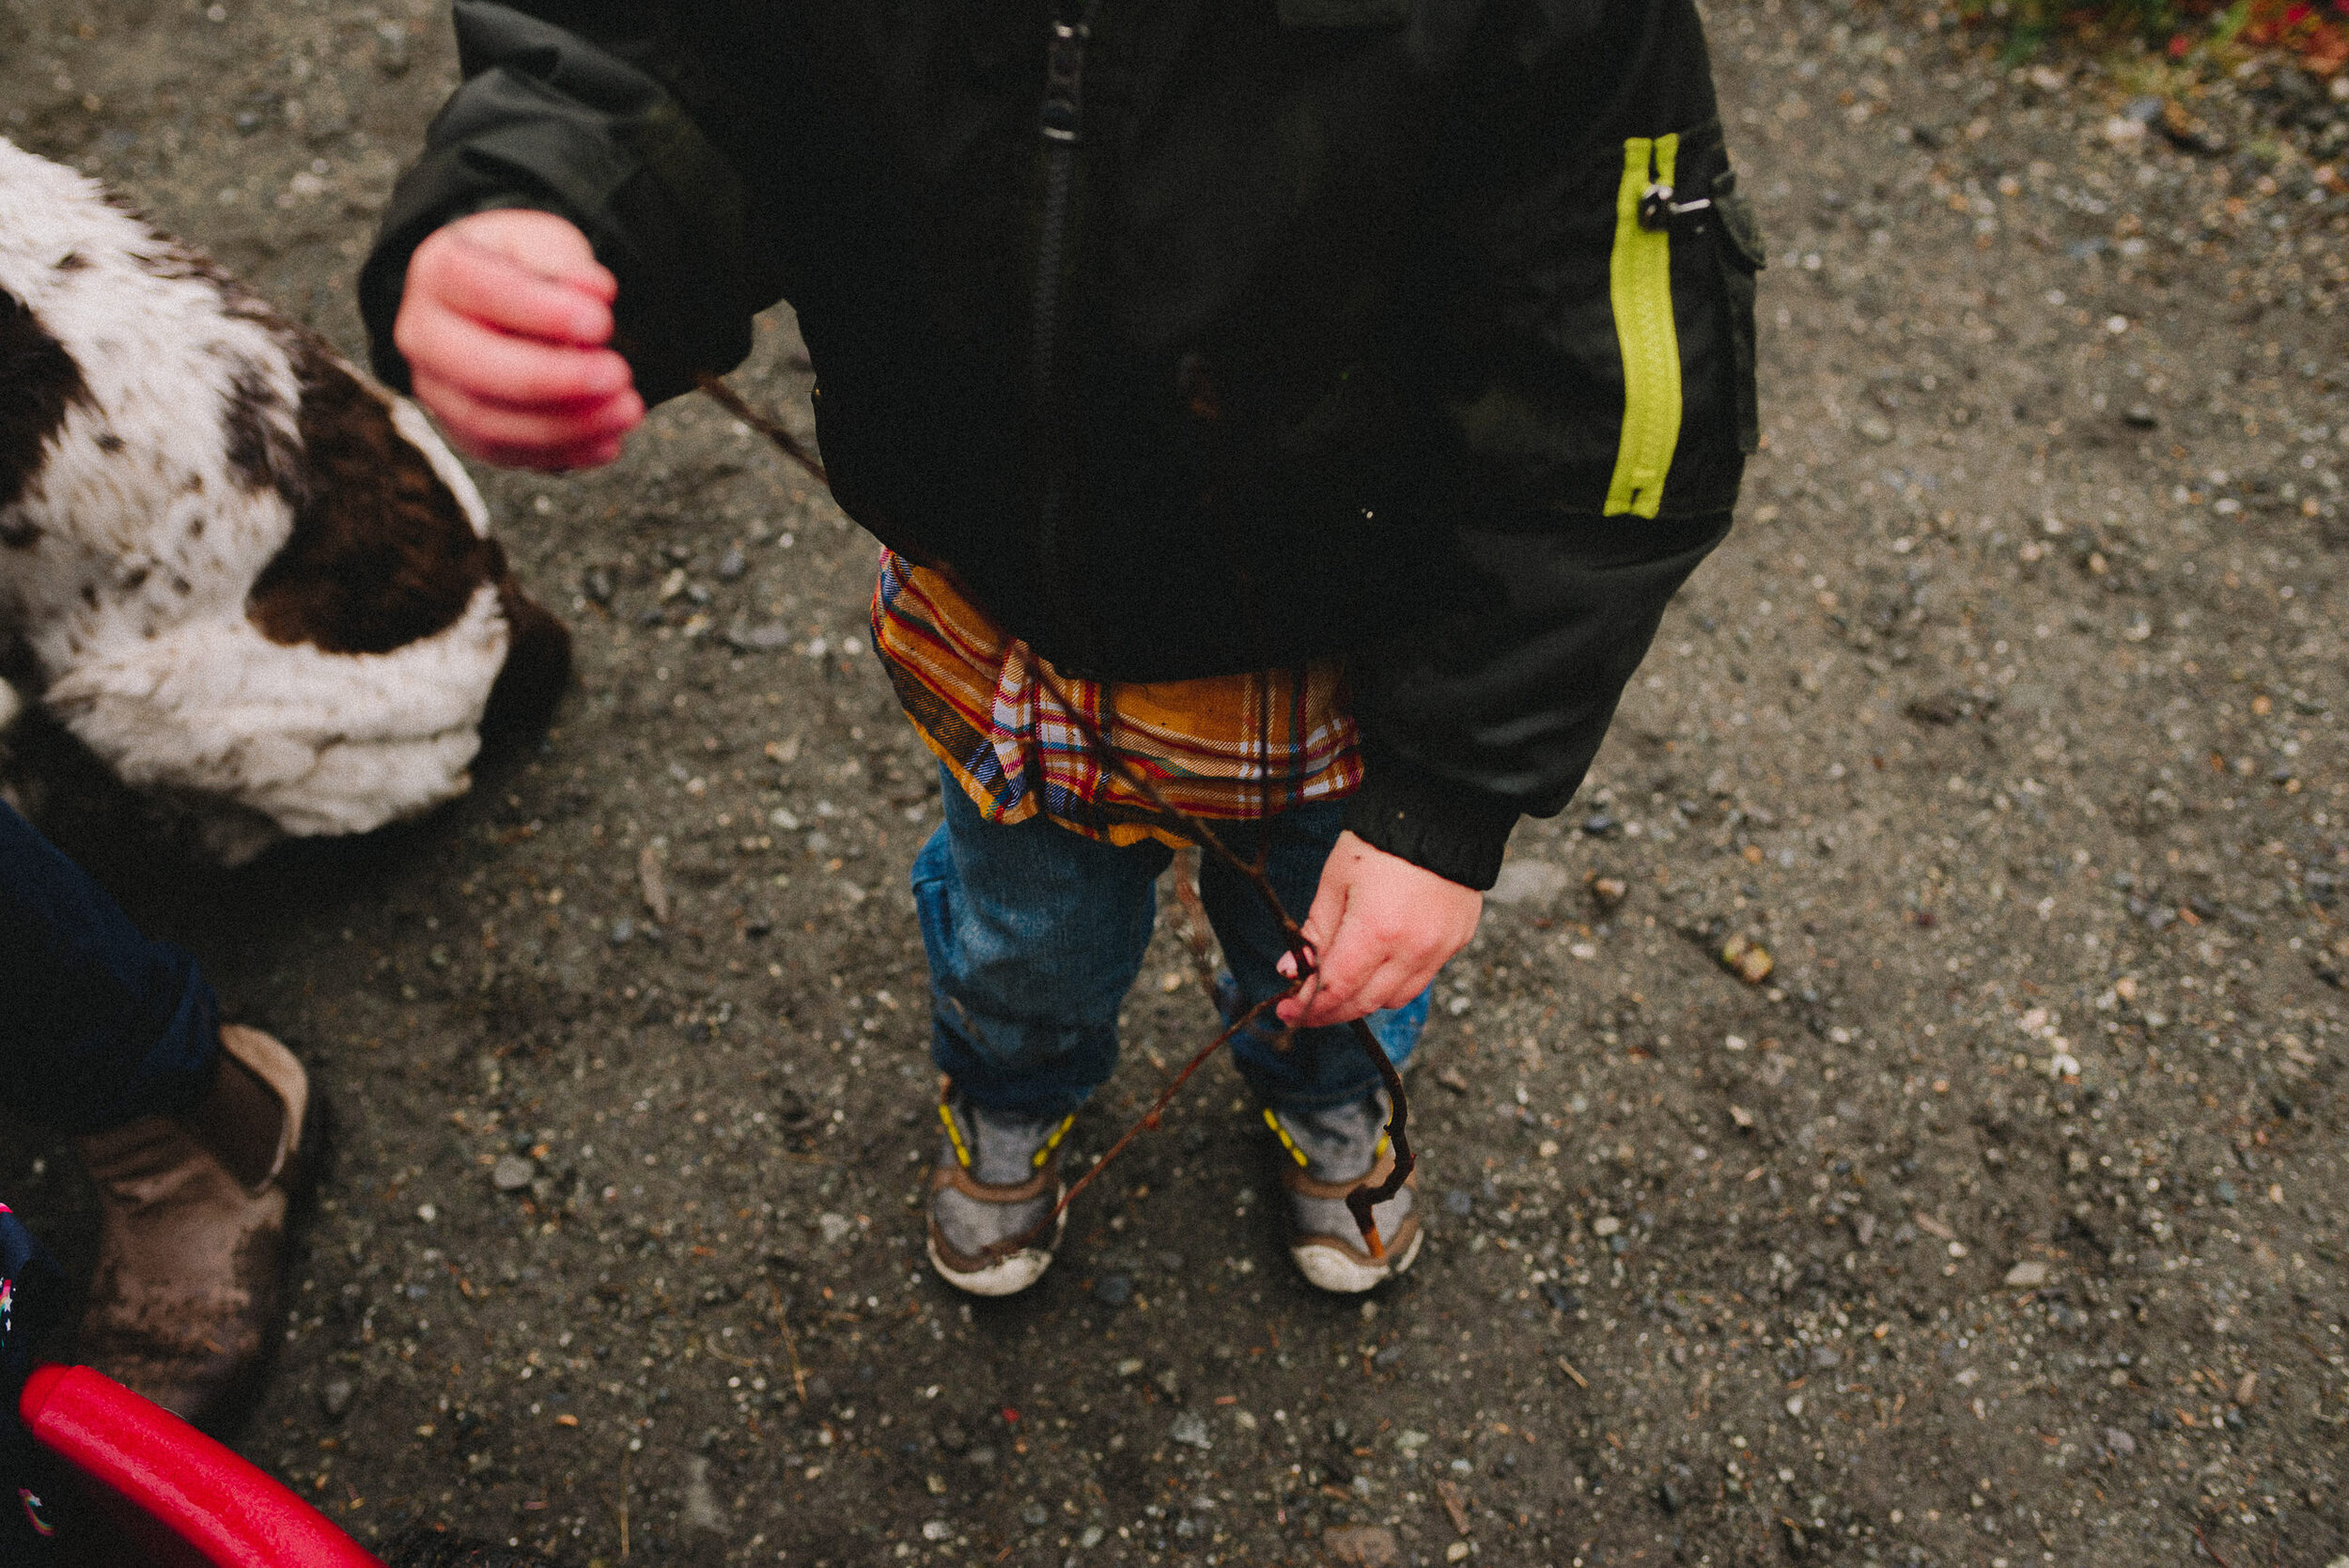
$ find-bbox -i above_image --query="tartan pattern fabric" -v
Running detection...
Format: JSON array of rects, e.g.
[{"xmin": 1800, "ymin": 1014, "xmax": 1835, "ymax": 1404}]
[{"xmin": 870, "ymin": 551, "xmax": 1361, "ymax": 847}]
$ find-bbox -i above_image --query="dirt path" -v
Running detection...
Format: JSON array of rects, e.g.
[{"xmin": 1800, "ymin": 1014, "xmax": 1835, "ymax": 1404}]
[{"xmin": 4, "ymin": 0, "xmax": 2346, "ymax": 1562}]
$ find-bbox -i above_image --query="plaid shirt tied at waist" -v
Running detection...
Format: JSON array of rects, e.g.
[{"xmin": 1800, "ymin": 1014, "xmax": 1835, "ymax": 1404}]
[{"xmin": 869, "ymin": 551, "xmax": 1361, "ymax": 848}]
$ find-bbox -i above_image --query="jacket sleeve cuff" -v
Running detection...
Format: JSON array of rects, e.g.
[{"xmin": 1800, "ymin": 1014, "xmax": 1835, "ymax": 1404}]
[{"xmin": 1341, "ymin": 747, "xmax": 1519, "ymax": 893}]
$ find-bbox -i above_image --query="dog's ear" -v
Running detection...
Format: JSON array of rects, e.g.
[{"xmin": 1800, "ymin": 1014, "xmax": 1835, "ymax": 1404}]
[
  {"xmin": 0, "ymin": 285, "xmax": 93, "ymax": 522},
  {"xmin": 482, "ymin": 575, "xmax": 573, "ymax": 740},
  {"xmin": 243, "ymin": 344, "xmax": 503, "ymax": 655}
]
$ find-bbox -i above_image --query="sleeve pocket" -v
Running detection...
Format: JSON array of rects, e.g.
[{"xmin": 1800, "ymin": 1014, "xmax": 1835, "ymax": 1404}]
[{"xmin": 1708, "ymin": 173, "xmax": 1766, "ymax": 457}]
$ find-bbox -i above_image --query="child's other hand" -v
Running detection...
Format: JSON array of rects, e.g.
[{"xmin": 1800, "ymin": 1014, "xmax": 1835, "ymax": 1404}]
[
  {"xmin": 1275, "ymin": 831, "xmax": 1481, "ymax": 1030},
  {"xmin": 394, "ymin": 210, "xmax": 644, "ymax": 472}
]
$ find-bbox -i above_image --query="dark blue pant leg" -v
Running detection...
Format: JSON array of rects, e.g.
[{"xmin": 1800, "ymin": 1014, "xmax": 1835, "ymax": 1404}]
[
  {"xmin": 911, "ymin": 768, "xmax": 1173, "ymax": 1118},
  {"xmin": 0, "ymin": 801, "xmax": 219, "ymax": 1135}
]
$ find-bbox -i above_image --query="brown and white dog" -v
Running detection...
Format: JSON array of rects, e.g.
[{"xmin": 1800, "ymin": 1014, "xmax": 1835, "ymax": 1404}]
[{"xmin": 0, "ymin": 138, "xmax": 568, "ymax": 862}]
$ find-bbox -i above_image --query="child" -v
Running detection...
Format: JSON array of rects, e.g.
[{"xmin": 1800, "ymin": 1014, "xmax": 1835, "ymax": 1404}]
[{"xmin": 362, "ymin": 0, "xmax": 1760, "ymax": 1296}]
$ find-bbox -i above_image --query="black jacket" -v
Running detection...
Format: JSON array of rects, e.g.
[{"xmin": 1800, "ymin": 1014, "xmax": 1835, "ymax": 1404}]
[{"xmin": 360, "ymin": 0, "xmax": 1763, "ymax": 889}]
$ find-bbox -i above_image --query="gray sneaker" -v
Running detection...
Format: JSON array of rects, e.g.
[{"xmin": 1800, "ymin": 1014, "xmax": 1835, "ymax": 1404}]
[
  {"xmin": 926, "ymin": 1083, "xmax": 1076, "ymax": 1297},
  {"xmin": 1264, "ymin": 1094, "xmax": 1423, "ymax": 1294}
]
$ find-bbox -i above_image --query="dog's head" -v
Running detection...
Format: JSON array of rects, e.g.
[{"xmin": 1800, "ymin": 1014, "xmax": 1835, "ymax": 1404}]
[{"xmin": 44, "ymin": 346, "xmax": 570, "ymax": 862}]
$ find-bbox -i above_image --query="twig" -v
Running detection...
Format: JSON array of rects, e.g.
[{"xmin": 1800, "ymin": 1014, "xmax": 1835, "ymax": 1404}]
[
  {"xmin": 1343, "ymin": 1017, "xmax": 1414, "ymax": 1255},
  {"xmin": 1029, "ymin": 664, "xmax": 1413, "ymax": 1254},
  {"xmin": 617, "ymin": 1450, "xmax": 631, "ymax": 1560},
  {"xmin": 1556, "ymin": 1357, "xmax": 1589, "ymax": 1389},
  {"xmin": 979, "ymin": 995, "xmax": 1283, "ymax": 1264},
  {"xmin": 1057, "ymin": 997, "xmax": 1279, "ymax": 1217},
  {"xmin": 769, "ymin": 1283, "xmax": 808, "ymax": 1406},
  {"xmin": 696, "ymin": 371, "xmax": 829, "ymax": 487},
  {"xmin": 2194, "ymin": 1526, "xmax": 2233, "ymax": 1568}
]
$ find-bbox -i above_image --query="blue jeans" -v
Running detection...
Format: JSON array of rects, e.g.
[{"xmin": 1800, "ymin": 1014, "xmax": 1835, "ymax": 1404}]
[
  {"xmin": 0, "ymin": 801, "xmax": 220, "ymax": 1136},
  {"xmin": 912, "ymin": 767, "xmax": 1428, "ymax": 1118}
]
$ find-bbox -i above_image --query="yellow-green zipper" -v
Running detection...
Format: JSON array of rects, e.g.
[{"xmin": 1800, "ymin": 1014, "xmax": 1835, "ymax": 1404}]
[{"xmin": 1604, "ymin": 133, "xmax": 1684, "ymax": 520}]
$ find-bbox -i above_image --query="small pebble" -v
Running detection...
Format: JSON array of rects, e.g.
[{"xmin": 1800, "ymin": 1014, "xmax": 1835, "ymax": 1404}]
[
  {"xmin": 1720, "ymin": 935, "xmax": 1774, "ymax": 985},
  {"xmin": 1486, "ymin": 860, "xmax": 1569, "ymax": 907},
  {"xmin": 319, "ymin": 1376, "xmax": 353, "ymax": 1421},
  {"xmin": 1171, "ymin": 1411, "xmax": 1212, "ymax": 1450},
  {"xmin": 491, "ymin": 1155, "xmax": 536, "ymax": 1193},
  {"xmin": 717, "ymin": 546, "xmax": 748, "ymax": 581},
  {"xmin": 1094, "ymin": 1274, "xmax": 1133, "ymax": 1307}
]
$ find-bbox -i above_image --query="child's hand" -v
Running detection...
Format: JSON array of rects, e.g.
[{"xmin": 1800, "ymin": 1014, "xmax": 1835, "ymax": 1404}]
[
  {"xmin": 394, "ymin": 210, "xmax": 644, "ymax": 472},
  {"xmin": 1275, "ymin": 831, "xmax": 1482, "ymax": 1030}
]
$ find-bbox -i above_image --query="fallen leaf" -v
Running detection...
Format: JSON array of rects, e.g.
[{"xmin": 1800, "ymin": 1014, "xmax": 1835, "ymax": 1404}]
[{"xmin": 1435, "ymin": 1478, "xmax": 1471, "ymax": 1536}]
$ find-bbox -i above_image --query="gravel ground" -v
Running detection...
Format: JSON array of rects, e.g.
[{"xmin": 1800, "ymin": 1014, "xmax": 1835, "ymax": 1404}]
[{"xmin": 4, "ymin": 0, "xmax": 2347, "ymax": 1564}]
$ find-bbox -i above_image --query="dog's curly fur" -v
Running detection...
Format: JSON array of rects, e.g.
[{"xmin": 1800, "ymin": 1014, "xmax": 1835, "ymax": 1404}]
[{"xmin": 0, "ymin": 138, "xmax": 568, "ymax": 862}]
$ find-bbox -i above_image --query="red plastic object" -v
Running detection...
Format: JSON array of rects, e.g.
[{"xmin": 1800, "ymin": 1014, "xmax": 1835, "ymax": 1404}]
[{"xmin": 18, "ymin": 1364, "xmax": 384, "ymax": 1568}]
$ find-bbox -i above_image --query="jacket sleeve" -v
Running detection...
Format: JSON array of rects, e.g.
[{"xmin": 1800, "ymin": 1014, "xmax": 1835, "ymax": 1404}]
[
  {"xmin": 1340, "ymin": 508, "xmax": 1731, "ymax": 891},
  {"xmin": 1339, "ymin": 0, "xmax": 1752, "ymax": 892},
  {"xmin": 357, "ymin": 0, "xmax": 760, "ymax": 405}
]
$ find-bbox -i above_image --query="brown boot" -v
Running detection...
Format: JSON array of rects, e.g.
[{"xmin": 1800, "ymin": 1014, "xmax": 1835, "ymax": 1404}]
[{"xmin": 72, "ymin": 1024, "xmax": 314, "ymax": 1432}]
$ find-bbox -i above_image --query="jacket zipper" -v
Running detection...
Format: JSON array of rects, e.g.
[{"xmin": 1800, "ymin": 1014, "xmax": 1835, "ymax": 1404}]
[
  {"xmin": 1603, "ymin": 132, "xmax": 1685, "ymax": 520},
  {"xmin": 1030, "ymin": 0, "xmax": 1105, "ymax": 665}
]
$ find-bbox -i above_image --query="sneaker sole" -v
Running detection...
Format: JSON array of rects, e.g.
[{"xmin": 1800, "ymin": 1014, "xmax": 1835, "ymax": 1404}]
[
  {"xmin": 1291, "ymin": 1224, "xmax": 1423, "ymax": 1295},
  {"xmin": 927, "ymin": 1199, "xmax": 1066, "ymax": 1298}
]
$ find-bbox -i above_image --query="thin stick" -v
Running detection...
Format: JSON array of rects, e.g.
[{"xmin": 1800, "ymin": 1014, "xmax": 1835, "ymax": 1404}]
[
  {"xmin": 1556, "ymin": 1357, "xmax": 1589, "ymax": 1389},
  {"xmin": 2195, "ymin": 1527, "xmax": 2233, "ymax": 1568},
  {"xmin": 1032, "ymin": 660, "xmax": 1410, "ymax": 1254},
  {"xmin": 979, "ymin": 996, "xmax": 1283, "ymax": 1264},
  {"xmin": 696, "ymin": 372, "xmax": 829, "ymax": 487},
  {"xmin": 769, "ymin": 1283, "xmax": 808, "ymax": 1406},
  {"xmin": 1344, "ymin": 1016, "xmax": 1415, "ymax": 1256}
]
